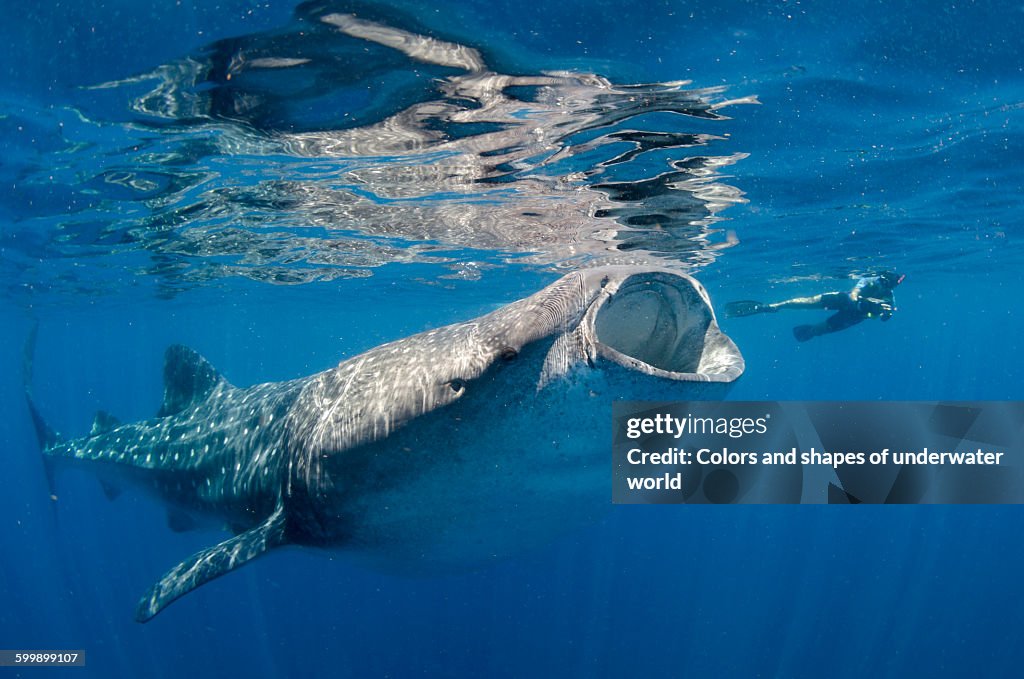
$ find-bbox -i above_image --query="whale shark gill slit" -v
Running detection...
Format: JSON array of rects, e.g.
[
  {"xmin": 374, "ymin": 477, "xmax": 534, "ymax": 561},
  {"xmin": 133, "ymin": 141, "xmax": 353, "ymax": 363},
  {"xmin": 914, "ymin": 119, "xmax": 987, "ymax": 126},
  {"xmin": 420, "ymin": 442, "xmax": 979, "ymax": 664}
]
[{"xmin": 27, "ymin": 266, "xmax": 743, "ymax": 620}]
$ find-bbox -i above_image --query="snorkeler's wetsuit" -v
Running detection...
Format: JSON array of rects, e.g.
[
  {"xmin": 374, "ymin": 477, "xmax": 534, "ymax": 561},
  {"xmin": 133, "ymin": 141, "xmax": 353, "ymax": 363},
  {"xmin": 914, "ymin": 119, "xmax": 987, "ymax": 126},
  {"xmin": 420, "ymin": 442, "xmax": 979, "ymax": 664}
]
[
  {"xmin": 778, "ymin": 276, "xmax": 896, "ymax": 340},
  {"xmin": 724, "ymin": 274, "xmax": 900, "ymax": 341}
]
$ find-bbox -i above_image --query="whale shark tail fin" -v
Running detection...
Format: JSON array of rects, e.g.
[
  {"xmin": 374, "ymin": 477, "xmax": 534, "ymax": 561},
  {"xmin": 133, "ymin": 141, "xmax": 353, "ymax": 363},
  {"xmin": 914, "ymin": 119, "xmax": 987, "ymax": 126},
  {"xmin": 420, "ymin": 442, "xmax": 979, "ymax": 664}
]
[
  {"xmin": 26, "ymin": 394, "xmax": 59, "ymax": 451},
  {"xmin": 158, "ymin": 345, "xmax": 230, "ymax": 417},
  {"xmin": 724, "ymin": 300, "xmax": 775, "ymax": 318},
  {"xmin": 23, "ymin": 321, "xmax": 60, "ymax": 502},
  {"xmin": 135, "ymin": 502, "xmax": 288, "ymax": 622},
  {"xmin": 26, "ymin": 396, "xmax": 60, "ymax": 501},
  {"xmin": 24, "ymin": 320, "xmax": 57, "ymax": 448}
]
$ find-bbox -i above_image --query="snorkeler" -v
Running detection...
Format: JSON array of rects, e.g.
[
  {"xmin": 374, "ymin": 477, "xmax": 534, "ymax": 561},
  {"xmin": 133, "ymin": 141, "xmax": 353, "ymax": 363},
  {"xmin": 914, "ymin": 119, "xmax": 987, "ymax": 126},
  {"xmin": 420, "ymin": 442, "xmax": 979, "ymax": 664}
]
[{"xmin": 725, "ymin": 272, "xmax": 905, "ymax": 342}]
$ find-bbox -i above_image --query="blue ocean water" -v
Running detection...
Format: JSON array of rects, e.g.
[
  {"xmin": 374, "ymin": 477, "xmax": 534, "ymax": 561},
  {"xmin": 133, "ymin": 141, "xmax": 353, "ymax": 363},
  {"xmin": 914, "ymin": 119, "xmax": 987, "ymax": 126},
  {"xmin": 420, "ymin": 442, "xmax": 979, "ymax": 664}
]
[{"xmin": 1, "ymin": 1, "xmax": 1023, "ymax": 677}]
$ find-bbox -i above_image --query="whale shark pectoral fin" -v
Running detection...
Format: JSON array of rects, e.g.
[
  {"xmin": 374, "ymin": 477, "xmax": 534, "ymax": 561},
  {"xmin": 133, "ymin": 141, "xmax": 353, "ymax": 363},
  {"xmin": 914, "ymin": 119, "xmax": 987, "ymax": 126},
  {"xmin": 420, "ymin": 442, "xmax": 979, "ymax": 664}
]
[
  {"xmin": 157, "ymin": 345, "xmax": 231, "ymax": 417},
  {"xmin": 135, "ymin": 503, "xmax": 287, "ymax": 622}
]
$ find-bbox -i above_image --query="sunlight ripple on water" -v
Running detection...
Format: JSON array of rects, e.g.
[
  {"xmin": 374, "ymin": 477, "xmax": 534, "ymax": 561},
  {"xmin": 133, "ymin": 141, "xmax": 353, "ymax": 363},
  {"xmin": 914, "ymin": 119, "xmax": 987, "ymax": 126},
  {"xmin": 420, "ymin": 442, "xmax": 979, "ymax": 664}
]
[{"xmin": 1, "ymin": 4, "xmax": 756, "ymax": 300}]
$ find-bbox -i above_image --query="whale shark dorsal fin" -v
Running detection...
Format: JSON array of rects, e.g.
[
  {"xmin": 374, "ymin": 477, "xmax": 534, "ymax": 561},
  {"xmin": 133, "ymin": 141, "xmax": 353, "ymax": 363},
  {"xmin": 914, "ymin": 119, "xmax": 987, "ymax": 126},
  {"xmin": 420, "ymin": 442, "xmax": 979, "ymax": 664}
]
[
  {"xmin": 135, "ymin": 503, "xmax": 287, "ymax": 622},
  {"xmin": 158, "ymin": 345, "xmax": 229, "ymax": 417},
  {"xmin": 90, "ymin": 410, "xmax": 120, "ymax": 436}
]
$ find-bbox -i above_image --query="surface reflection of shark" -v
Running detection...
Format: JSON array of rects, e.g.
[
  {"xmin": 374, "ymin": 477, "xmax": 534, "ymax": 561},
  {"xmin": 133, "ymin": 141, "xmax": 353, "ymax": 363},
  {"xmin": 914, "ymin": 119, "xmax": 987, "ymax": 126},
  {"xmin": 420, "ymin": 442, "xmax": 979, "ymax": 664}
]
[
  {"xmin": 84, "ymin": 5, "xmax": 756, "ymax": 288},
  {"xmin": 26, "ymin": 267, "xmax": 743, "ymax": 621}
]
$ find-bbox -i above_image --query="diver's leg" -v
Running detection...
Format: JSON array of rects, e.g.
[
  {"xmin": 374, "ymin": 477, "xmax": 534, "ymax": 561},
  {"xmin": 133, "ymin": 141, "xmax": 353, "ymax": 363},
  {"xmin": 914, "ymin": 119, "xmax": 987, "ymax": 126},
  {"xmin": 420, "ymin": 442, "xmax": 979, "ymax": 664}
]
[
  {"xmin": 728, "ymin": 292, "xmax": 853, "ymax": 318},
  {"xmin": 793, "ymin": 311, "xmax": 864, "ymax": 342},
  {"xmin": 769, "ymin": 294, "xmax": 828, "ymax": 310},
  {"xmin": 824, "ymin": 310, "xmax": 864, "ymax": 333},
  {"xmin": 818, "ymin": 292, "xmax": 858, "ymax": 312}
]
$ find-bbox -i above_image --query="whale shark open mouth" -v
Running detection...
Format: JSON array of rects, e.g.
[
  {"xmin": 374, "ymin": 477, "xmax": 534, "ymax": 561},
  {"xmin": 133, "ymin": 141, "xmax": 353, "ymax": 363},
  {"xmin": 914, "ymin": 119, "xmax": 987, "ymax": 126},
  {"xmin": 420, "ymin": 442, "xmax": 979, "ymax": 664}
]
[{"xmin": 588, "ymin": 271, "xmax": 743, "ymax": 382}]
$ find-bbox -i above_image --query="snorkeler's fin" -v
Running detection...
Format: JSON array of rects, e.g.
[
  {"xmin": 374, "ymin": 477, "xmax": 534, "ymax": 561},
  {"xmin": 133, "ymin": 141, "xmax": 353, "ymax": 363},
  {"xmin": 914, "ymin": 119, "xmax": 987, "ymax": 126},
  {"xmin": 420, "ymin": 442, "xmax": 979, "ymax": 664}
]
[
  {"xmin": 793, "ymin": 325, "xmax": 816, "ymax": 342},
  {"xmin": 724, "ymin": 300, "xmax": 776, "ymax": 318}
]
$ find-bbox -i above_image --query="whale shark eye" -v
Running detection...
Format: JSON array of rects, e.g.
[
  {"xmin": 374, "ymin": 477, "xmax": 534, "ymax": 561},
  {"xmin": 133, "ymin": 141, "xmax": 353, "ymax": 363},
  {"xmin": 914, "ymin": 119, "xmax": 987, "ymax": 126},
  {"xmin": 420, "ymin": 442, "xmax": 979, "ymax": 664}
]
[
  {"xmin": 500, "ymin": 347, "xmax": 518, "ymax": 361},
  {"xmin": 449, "ymin": 379, "xmax": 466, "ymax": 393}
]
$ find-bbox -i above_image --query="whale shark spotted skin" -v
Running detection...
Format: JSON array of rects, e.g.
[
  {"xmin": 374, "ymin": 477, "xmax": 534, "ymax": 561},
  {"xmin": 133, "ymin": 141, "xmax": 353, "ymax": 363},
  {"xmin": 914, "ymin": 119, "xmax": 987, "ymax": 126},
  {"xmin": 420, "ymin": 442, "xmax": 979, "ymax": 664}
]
[{"xmin": 28, "ymin": 266, "xmax": 743, "ymax": 621}]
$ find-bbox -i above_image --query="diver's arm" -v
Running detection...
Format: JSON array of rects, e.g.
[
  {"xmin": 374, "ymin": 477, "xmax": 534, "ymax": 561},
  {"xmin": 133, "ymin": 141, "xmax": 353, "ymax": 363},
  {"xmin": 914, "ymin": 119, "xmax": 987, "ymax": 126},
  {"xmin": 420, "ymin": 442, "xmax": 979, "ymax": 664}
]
[{"xmin": 857, "ymin": 297, "xmax": 896, "ymax": 320}]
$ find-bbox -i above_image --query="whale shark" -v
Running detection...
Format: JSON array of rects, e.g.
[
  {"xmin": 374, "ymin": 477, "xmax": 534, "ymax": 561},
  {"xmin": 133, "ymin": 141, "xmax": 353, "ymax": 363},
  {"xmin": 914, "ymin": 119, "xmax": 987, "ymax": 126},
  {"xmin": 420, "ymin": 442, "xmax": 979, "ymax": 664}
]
[{"xmin": 26, "ymin": 266, "xmax": 743, "ymax": 621}]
